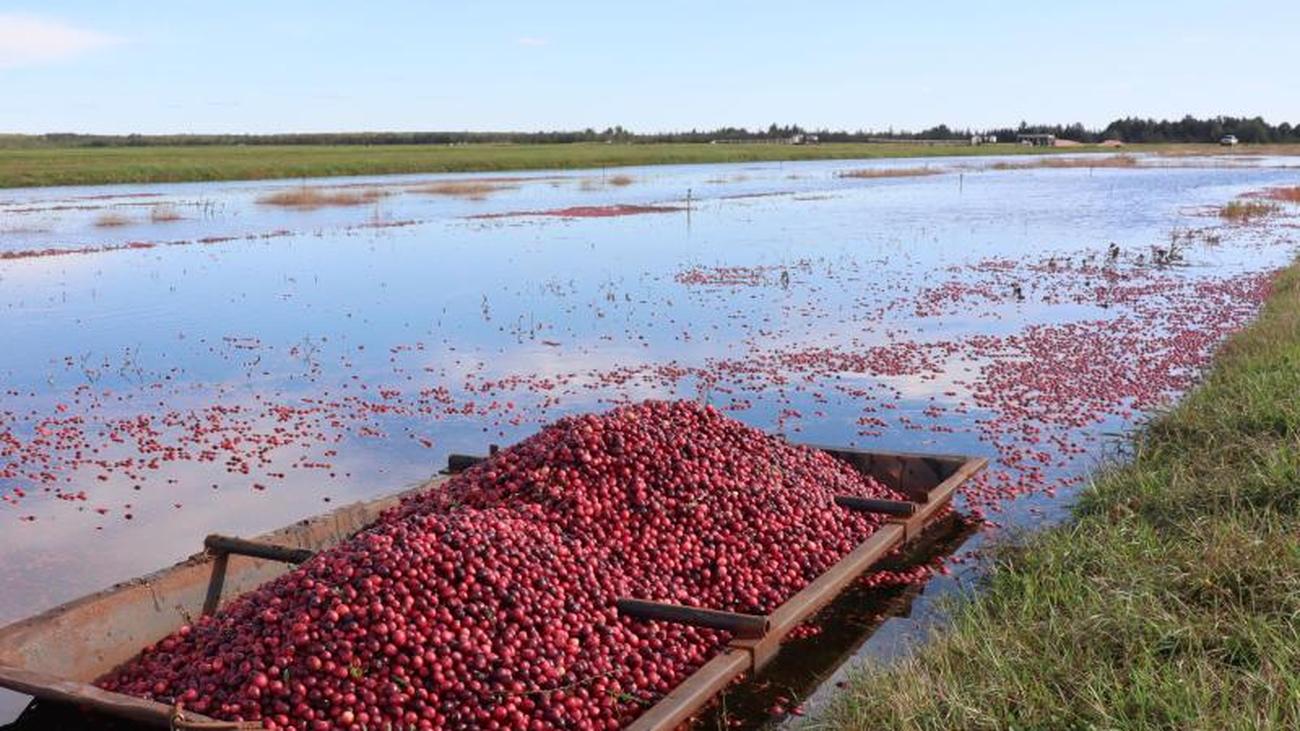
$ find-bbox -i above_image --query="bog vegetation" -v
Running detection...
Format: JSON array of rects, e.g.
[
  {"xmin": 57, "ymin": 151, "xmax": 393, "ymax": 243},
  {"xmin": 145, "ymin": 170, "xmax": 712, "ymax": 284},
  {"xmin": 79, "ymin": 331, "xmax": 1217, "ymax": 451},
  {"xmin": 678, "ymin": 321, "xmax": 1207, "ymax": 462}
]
[
  {"xmin": 837, "ymin": 167, "xmax": 946, "ymax": 179},
  {"xmin": 256, "ymin": 187, "xmax": 387, "ymax": 208},
  {"xmin": 1220, "ymin": 199, "xmax": 1279, "ymax": 222},
  {"xmin": 817, "ymin": 259, "xmax": 1300, "ymax": 731},
  {"xmin": 149, "ymin": 205, "xmax": 183, "ymax": 222},
  {"xmin": 3, "ymin": 115, "xmax": 1299, "ymax": 189},
  {"xmin": 409, "ymin": 180, "xmax": 519, "ymax": 199},
  {"xmin": 991, "ymin": 154, "xmax": 1140, "ymax": 170},
  {"xmin": 0, "ymin": 142, "xmax": 1076, "ymax": 189},
  {"xmin": 93, "ymin": 212, "xmax": 131, "ymax": 227}
]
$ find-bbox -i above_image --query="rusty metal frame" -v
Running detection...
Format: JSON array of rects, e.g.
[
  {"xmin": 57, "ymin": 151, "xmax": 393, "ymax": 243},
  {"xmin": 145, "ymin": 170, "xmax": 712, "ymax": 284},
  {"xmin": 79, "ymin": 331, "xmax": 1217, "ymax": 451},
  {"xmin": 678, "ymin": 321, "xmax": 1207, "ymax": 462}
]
[
  {"xmin": 626, "ymin": 450, "xmax": 987, "ymax": 731},
  {"xmin": 0, "ymin": 446, "xmax": 985, "ymax": 730},
  {"xmin": 200, "ymin": 534, "xmax": 317, "ymax": 617},
  {"xmin": 0, "ymin": 477, "xmax": 441, "ymax": 728}
]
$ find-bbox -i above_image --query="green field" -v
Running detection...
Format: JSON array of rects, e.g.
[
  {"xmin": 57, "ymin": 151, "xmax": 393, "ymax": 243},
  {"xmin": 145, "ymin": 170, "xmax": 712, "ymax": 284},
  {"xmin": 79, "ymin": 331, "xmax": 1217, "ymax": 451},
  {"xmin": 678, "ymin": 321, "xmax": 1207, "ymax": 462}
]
[
  {"xmin": 0, "ymin": 141, "xmax": 1115, "ymax": 189},
  {"xmin": 4, "ymin": 140, "xmax": 1297, "ymax": 190},
  {"xmin": 815, "ymin": 259, "xmax": 1300, "ymax": 730}
]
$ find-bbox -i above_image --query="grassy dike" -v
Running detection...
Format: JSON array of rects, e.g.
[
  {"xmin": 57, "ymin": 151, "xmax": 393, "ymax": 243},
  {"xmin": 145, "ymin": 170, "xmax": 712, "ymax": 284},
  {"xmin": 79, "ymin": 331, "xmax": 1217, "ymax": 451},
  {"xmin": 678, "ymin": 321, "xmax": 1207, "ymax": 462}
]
[
  {"xmin": 815, "ymin": 259, "xmax": 1300, "ymax": 731},
  {"xmin": 0, "ymin": 141, "xmax": 1107, "ymax": 189}
]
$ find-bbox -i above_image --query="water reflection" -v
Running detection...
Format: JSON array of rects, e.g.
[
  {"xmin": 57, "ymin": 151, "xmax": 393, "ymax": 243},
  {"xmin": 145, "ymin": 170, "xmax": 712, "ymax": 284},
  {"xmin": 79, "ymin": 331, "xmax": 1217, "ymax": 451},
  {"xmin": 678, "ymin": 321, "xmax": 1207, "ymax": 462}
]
[{"xmin": 1, "ymin": 154, "xmax": 1297, "ymax": 724}]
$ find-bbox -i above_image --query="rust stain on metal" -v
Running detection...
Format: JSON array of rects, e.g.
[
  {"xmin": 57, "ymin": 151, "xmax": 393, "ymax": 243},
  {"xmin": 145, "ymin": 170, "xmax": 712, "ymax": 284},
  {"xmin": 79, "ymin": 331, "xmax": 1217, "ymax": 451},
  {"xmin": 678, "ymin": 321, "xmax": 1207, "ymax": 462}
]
[
  {"xmin": 0, "ymin": 476, "xmax": 445, "ymax": 687},
  {"xmin": 0, "ymin": 663, "xmax": 256, "ymax": 728},
  {"xmin": 624, "ymin": 650, "xmax": 751, "ymax": 731},
  {"xmin": 629, "ymin": 449, "xmax": 987, "ymax": 730}
]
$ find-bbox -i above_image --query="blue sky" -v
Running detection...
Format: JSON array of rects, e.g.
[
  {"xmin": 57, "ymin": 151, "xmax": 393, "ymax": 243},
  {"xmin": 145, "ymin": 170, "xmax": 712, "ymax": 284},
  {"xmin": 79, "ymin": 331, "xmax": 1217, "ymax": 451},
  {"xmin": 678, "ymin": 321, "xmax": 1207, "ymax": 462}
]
[{"xmin": 1, "ymin": 1, "xmax": 1297, "ymax": 134}]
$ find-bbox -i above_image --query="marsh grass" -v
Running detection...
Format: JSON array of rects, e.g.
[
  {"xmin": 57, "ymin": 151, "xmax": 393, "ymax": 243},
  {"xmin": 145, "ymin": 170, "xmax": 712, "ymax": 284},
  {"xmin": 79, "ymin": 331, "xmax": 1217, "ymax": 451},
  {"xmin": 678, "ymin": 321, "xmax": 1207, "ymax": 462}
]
[
  {"xmin": 149, "ymin": 205, "xmax": 183, "ymax": 222},
  {"xmin": 577, "ymin": 173, "xmax": 636, "ymax": 191},
  {"xmin": 1220, "ymin": 199, "xmax": 1279, "ymax": 222},
  {"xmin": 992, "ymin": 154, "xmax": 1140, "ymax": 170},
  {"xmin": 93, "ymin": 211, "xmax": 131, "ymax": 227},
  {"xmin": 837, "ymin": 166, "xmax": 946, "ymax": 179},
  {"xmin": 812, "ymin": 260, "xmax": 1300, "ymax": 731},
  {"xmin": 409, "ymin": 181, "xmax": 517, "ymax": 200},
  {"xmin": 257, "ymin": 187, "xmax": 388, "ymax": 209}
]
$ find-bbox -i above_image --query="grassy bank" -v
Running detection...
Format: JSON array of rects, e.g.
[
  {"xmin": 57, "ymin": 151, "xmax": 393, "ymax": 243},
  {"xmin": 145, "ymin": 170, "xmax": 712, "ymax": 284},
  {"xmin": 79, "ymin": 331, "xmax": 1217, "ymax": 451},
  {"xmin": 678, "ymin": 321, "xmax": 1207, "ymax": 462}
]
[
  {"xmin": 0, "ymin": 141, "xmax": 1147, "ymax": 189},
  {"xmin": 816, "ymin": 259, "xmax": 1300, "ymax": 730}
]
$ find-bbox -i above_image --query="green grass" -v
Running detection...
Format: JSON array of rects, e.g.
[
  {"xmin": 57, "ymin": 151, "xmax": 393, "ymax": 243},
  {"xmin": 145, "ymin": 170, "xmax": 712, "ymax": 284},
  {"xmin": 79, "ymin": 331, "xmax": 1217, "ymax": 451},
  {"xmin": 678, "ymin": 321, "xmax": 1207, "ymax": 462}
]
[
  {"xmin": 0, "ymin": 141, "xmax": 1137, "ymax": 189},
  {"xmin": 813, "ymin": 259, "xmax": 1300, "ymax": 731},
  {"xmin": 5, "ymin": 140, "xmax": 1299, "ymax": 190}
]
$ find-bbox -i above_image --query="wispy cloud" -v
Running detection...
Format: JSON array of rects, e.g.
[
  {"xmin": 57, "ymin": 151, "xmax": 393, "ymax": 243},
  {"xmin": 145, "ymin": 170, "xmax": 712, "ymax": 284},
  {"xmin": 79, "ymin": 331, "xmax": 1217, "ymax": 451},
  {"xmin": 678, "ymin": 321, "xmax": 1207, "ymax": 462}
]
[
  {"xmin": 516, "ymin": 36, "xmax": 548, "ymax": 47},
  {"xmin": 0, "ymin": 13, "xmax": 122, "ymax": 70}
]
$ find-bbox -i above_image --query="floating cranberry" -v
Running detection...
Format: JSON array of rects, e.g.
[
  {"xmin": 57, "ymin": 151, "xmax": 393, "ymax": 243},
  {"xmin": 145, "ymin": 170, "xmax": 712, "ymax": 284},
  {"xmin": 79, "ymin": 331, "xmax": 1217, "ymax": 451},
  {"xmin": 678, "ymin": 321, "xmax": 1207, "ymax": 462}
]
[{"xmin": 98, "ymin": 400, "xmax": 900, "ymax": 729}]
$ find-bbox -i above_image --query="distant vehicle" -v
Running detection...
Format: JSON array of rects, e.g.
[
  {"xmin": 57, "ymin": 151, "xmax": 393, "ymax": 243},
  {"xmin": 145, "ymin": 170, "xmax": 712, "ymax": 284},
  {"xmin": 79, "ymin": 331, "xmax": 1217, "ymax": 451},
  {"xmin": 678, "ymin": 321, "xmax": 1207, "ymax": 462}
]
[{"xmin": 1219, "ymin": 135, "xmax": 1239, "ymax": 146}]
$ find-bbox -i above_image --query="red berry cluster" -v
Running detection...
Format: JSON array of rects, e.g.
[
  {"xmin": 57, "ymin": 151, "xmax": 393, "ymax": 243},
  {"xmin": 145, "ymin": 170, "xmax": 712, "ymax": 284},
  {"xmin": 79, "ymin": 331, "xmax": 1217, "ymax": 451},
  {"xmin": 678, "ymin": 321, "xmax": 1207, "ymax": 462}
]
[{"xmin": 100, "ymin": 400, "xmax": 900, "ymax": 730}]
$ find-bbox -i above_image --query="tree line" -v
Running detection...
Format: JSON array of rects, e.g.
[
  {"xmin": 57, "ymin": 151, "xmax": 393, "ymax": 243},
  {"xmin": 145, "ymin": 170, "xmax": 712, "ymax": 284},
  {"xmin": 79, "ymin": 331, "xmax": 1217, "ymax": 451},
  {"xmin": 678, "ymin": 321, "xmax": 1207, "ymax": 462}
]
[{"xmin": 7, "ymin": 116, "xmax": 1298, "ymax": 147}]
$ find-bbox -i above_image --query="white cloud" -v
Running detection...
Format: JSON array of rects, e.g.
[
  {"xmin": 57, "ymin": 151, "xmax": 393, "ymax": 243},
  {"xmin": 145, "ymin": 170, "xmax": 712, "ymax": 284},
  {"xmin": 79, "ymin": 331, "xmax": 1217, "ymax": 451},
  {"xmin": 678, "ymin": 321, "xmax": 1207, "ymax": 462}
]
[
  {"xmin": 0, "ymin": 14, "xmax": 121, "ymax": 70},
  {"xmin": 516, "ymin": 36, "xmax": 548, "ymax": 47}
]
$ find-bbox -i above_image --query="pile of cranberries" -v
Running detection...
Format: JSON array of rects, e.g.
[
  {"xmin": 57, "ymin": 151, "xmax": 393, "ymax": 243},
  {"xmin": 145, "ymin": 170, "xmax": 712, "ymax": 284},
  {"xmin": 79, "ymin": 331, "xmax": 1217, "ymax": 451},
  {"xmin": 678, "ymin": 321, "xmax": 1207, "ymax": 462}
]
[{"xmin": 99, "ymin": 400, "xmax": 901, "ymax": 730}]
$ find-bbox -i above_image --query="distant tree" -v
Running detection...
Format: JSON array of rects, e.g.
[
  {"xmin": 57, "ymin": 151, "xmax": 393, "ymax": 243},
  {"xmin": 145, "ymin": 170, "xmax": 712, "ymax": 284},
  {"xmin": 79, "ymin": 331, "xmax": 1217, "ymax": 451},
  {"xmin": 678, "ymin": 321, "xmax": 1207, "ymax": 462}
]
[{"xmin": 13, "ymin": 115, "xmax": 1297, "ymax": 150}]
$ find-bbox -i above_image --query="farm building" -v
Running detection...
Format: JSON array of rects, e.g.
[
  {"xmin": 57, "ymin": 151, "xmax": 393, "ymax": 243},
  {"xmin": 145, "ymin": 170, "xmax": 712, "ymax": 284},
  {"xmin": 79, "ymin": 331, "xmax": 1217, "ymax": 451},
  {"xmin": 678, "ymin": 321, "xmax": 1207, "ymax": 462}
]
[{"xmin": 1017, "ymin": 133, "xmax": 1057, "ymax": 147}]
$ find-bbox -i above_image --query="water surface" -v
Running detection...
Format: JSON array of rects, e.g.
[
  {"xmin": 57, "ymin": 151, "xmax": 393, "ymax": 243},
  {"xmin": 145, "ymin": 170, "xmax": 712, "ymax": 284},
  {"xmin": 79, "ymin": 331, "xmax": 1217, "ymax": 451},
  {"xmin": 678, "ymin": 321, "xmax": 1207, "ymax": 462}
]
[{"xmin": 1, "ymin": 153, "xmax": 1297, "ymax": 724}]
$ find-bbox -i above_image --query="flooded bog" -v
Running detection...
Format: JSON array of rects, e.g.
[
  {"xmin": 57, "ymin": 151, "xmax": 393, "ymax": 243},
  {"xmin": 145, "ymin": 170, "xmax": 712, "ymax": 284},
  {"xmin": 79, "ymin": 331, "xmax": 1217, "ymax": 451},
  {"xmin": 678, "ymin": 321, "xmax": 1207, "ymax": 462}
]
[{"xmin": 1, "ymin": 153, "xmax": 1297, "ymax": 725}]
